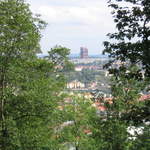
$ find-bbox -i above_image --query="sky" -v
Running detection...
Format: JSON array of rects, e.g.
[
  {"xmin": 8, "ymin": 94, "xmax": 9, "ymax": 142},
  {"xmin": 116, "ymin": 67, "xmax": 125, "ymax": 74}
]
[{"xmin": 26, "ymin": 0, "xmax": 115, "ymax": 55}]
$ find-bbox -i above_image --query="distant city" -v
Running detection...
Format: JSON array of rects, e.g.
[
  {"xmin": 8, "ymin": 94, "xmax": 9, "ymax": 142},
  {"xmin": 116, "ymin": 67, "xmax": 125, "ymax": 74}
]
[
  {"xmin": 37, "ymin": 47, "xmax": 108, "ymax": 59},
  {"xmin": 70, "ymin": 47, "xmax": 108, "ymax": 59}
]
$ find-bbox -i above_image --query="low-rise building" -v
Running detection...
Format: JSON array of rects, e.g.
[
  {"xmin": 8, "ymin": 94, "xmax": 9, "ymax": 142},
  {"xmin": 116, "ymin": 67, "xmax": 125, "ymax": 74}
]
[{"xmin": 67, "ymin": 80, "xmax": 85, "ymax": 89}]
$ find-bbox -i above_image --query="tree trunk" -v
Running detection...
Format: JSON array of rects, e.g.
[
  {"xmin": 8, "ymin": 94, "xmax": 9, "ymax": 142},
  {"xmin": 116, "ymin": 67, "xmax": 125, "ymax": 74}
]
[{"xmin": 0, "ymin": 67, "xmax": 7, "ymax": 150}]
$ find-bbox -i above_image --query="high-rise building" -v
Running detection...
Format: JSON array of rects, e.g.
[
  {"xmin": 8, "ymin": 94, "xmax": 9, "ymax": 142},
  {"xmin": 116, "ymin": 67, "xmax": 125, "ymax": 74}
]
[{"xmin": 80, "ymin": 47, "xmax": 88, "ymax": 58}]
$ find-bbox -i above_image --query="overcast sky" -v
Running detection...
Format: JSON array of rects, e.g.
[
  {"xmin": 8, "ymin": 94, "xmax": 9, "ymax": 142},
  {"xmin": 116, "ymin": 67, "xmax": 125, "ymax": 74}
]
[{"xmin": 26, "ymin": 0, "xmax": 115, "ymax": 54}]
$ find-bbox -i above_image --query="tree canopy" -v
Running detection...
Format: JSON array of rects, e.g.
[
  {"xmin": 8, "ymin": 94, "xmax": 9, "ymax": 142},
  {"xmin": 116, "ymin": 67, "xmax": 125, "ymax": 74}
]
[
  {"xmin": 0, "ymin": 1, "xmax": 71, "ymax": 150},
  {"xmin": 103, "ymin": 0, "xmax": 150, "ymax": 76}
]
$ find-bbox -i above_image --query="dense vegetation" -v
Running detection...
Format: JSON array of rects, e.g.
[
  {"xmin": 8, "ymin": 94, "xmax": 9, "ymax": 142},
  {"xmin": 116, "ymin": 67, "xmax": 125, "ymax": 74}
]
[
  {"xmin": 0, "ymin": 0, "xmax": 150, "ymax": 150},
  {"xmin": 0, "ymin": 0, "xmax": 72, "ymax": 149},
  {"xmin": 103, "ymin": 0, "xmax": 150, "ymax": 149}
]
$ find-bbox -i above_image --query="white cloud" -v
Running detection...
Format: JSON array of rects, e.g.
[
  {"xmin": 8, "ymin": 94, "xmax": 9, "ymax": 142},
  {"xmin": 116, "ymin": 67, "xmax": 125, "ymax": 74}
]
[
  {"xmin": 38, "ymin": 6, "xmax": 98, "ymax": 25},
  {"xmin": 31, "ymin": 1, "xmax": 110, "ymax": 23},
  {"xmin": 26, "ymin": 0, "xmax": 115, "ymax": 54}
]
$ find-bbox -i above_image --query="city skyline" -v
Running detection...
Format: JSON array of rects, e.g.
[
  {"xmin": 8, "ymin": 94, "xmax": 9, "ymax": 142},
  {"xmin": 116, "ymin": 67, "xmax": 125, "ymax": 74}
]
[{"xmin": 27, "ymin": 0, "xmax": 115, "ymax": 54}]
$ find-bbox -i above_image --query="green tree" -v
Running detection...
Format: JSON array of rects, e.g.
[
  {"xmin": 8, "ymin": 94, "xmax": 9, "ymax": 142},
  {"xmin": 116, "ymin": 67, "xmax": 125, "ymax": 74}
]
[
  {"xmin": 0, "ymin": 0, "xmax": 70, "ymax": 150},
  {"xmin": 131, "ymin": 125, "xmax": 150, "ymax": 150},
  {"xmin": 47, "ymin": 45, "xmax": 74, "ymax": 73},
  {"xmin": 0, "ymin": 0, "xmax": 45, "ymax": 149},
  {"xmin": 92, "ymin": 67, "xmax": 147, "ymax": 150},
  {"xmin": 50, "ymin": 94, "xmax": 97, "ymax": 150},
  {"xmin": 101, "ymin": 1, "xmax": 150, "ymax": 149},
  {"xmin": 103, "ymin": 0, "xmax": 150, "ymax": 77}
]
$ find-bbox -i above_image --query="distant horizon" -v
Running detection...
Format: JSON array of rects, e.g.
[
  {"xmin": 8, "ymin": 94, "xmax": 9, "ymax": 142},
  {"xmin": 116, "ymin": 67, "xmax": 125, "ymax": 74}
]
[
  {"xmin": 40, "ymin": 46, "xmax": 105, "ymax": 55},
  {"xmin": 37, "ymin": 53, "xmax": 108, "ymax": 58},
  {"xmin": 38, "ymin": 52, "xmax": 105, "ymax": 55}
]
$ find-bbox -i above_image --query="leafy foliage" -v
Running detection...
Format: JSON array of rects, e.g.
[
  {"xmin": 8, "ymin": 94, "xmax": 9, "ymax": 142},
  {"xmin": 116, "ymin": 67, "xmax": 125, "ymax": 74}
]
[
  {"xmin": 51, "ymin": 95, "xmax": 97, "ymax": 150},
  {"xmin": 103, "ymin": 0, "xmax": 150, "ymax": 76},
  {"xmin": 0, "ymin": 1, "xmax": 71, "ymax": 150},
  {"xmin": 101, "ymin": 1, "xmax": 150, "ymax": 149}
]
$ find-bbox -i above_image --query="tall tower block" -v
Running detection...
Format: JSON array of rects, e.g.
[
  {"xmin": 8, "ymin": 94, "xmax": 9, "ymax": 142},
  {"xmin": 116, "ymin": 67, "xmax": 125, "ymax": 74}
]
[{"xmin": 80, "ymin": 47, "xmax": 88, "ymax": 58}]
